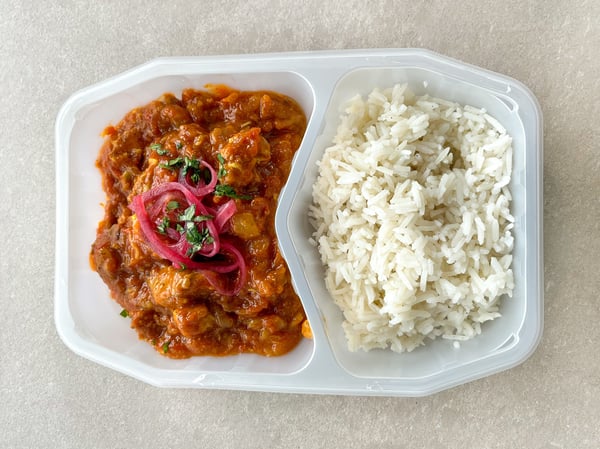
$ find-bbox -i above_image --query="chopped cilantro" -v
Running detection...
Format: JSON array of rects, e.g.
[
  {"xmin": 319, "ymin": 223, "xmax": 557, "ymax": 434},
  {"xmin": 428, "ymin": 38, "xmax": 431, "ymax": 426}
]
[
  {"xmin": 214, "ymin": 184, "xmax": 252, "ymax": 200},
  {"xmin": 185, "ymin": 223, "xmax": 214, "ymax": 255},
  {"xmin": 150, "ymin": 143, "xmax": 169, "ymax": 156},
  {"xmin": 156, "ymin": 216, "xmax": 170, "ymax": 234},
  {"xmin": 166, "ymin": 200, "xmax": 180, "ymax": 211},
  {"xmin": 159, "ymin": 156, "xmax": 212, "ymax": 187},
  {"xmin": 190, "ymin": 171, "xmax": 201, "ymax": 184},
  {"xmin": 175, "ymin": 205, "xmax": 215, "ymax": 255},
  {"xmin": 178, "ymin": 205, "xmax": 211, "ymax": 224},
  {"xmin": 160, "ymin": 157, "xmax": 184, "ymax": 170},
  {"xmin": 193, "ymin": 214, "xmax": 213, "ymax": 222},
  {"xmin": 181, "ymin": 157, "xmax": 200, "ymax": 177},
  {"xmin": 119, "ymin": 309, "xmax": 129, "ymax": 318},
  {"xmin": 179, "ymin": 205, "xmax": 196, "ymax": 222},
  {"xmin": 162, "ymin": 341, "xmax": 170, "ymax": 354},
  {"xmin": 216, "ymin": 153, "xmax": 227, "ymax": 179}
]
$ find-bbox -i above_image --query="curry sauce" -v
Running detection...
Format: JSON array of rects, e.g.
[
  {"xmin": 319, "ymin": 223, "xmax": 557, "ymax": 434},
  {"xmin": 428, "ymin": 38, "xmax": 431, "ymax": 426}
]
[{"xmin": 90, "ymin": 85, "xmax": 308, "ymax": 358}]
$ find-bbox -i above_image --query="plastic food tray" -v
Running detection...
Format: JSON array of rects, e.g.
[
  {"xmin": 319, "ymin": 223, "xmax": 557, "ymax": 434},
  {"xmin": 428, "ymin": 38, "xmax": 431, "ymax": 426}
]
[{"xmin": 55, "ymin": 49, "xmax": 543, "ymax": 396}]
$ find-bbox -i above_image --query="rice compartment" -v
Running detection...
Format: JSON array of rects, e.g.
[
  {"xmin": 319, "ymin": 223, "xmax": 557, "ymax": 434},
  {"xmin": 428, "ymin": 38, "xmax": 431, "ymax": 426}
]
[{"xmin": 310, "ymin": 83, "xmax": 515, "ymax": 353}]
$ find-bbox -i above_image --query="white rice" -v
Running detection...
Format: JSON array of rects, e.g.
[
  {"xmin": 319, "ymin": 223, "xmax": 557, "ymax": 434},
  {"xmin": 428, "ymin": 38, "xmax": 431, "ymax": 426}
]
[{"xmin": 309, "ymin": 84, "xmax": 515, "ymax": 353}]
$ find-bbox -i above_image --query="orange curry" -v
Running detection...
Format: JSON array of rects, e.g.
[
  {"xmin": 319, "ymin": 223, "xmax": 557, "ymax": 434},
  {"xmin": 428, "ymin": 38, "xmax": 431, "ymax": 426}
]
[{"xmin": 90, "ymin": 85, "xmax": 309, "ymax": 358}]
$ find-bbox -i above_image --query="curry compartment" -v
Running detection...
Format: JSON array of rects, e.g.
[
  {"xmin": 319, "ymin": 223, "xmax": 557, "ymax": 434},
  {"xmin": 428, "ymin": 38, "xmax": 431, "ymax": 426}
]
[
  {"xmin": 56, "ymin": 50, "xmax": 542, "ymax": 395},
  {"xmin": 91, "ymin": 85, "xmax": 309, "ymax": 359}
]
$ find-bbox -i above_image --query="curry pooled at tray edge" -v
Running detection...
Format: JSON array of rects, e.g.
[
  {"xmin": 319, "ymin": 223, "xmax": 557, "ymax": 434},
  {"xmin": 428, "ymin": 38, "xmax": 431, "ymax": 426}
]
[{"xmin": 90, "ymin": 85, "xmax": 312, "ymax": 358}]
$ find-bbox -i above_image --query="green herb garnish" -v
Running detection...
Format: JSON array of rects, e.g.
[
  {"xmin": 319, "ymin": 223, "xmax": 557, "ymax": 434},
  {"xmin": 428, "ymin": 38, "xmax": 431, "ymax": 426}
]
[
  {"xmin": 162, "ymin": 341, "xmax": 170, "ymax": 354},
  {"xmin": 214, "ymin": 184, "xmax": 252, "ymax": 200},
  {"xmin": 178, "ymin": 204, "xmax": 212, "ymax": 223},
  {"xmin": 160, "ymin": 157, "xmax": 184, "ymax": 170},
  {"xmin": 175, "ymin": 141, "xmax": 183, "ymax": 150},
  {"xmin": 159, "ymin": 156, "xmax": 211, "ymax": 186},
  {"xmin": 217, "ymin": 153, "xmax": 227, "ymax": 179},
  {"xmin": 181, "ymin": 157, "xmax": 212, "ymax": 186},
  {"xmin": 166, "ymin": 200, "xmax": 180, "ymax": 211},
  {"xmin": 156, "ymin": 216, "xmax": 170, "ymax": 234},
  {"xmin": 150, "ymin": 143, "xmax": 169, "ymax": 156},
  {"xmin": 185, "ymin": 222, "xmax": 214, "ymax": 255},
  {"xmin": 119, "ymin": 309, "xmax": 129, "ymax": 318},
  {"xmin": 175, "ymin": 205, "xmax": 215, "ymax": 255},
  {"xmin": 179, "ymin": 205, "xmax": 196, "ymax": 222},
  {"xmin": 181, "ymin": 157, "xmax": 200, "ymax": 177}
]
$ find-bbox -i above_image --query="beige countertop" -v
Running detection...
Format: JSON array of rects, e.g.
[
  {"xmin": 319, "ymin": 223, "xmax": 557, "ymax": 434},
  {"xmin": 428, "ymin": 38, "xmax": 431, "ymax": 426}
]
[{"xmin": 1, "ymin": 1, "xmax": 599, "ymax": 447}]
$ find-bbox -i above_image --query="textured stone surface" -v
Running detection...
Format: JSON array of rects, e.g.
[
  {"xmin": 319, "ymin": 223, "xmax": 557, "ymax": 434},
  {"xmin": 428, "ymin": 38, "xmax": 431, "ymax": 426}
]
[{"xmin": 1, "ymin": 0, "xmax": 599, "ymax": 448}]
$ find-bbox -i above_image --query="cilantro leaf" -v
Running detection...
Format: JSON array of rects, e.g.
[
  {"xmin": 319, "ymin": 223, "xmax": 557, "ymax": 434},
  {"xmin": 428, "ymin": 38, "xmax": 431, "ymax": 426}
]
[
  {"xmin": 217, "ymin": 153, "xmax": 227, "ymax": 179},
  {"xmin": 214, "ymin": 184, "xmax": 252, "ymax": 200},
  {"xmin": 160, "ymin": 157, "xmax": 184, "ymax": 170},
  {"xmin": 187, "ymin": 210, "xmax": 211, "ymax": 223},
  {"xmin": 119, "ymin": 309, "xmax": 129, "ymax": 318},
  {"xmin": 166, "ymin": 200, "xmax": 180, "ymax": 211},
  {"xmin": 159, "ymin": 156, "xmax": 212, "ymax": 187},
  {"xmin": 193, "ymin": 214, "xmax": 213, "ymax": 222},
  {"xmin": 185, "ymin": 223, "xmax": 214, "ymax": 256},
  {"xmin": 178, "ymin": 205, "xmax": 196, "ymax": 222},
  {"xmin": 162, "ymin": 341, "xmax": 170, "ymax": 354},
  {"xmin": 150, "ymin": 143, "xmax": 169, "ymax": 156},
  {"xmin": 181, "ymin": 157, "xmax": 200, "ymax": 176},
  {"xmin": 157, "ymin": 216, "xmax": 170, "ymax": 234}
]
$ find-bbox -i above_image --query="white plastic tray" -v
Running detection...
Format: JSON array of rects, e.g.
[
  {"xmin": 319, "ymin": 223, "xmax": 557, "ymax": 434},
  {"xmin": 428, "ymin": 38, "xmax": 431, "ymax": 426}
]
[{"xmin": 55, "ymin": 49, "xmax": 543, "ymax": 396}]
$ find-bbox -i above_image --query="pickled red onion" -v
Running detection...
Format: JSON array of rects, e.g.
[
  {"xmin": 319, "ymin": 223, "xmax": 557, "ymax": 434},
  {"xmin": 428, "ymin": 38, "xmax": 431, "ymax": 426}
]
[{"xmin": 129, "ymin": 164, "xmax": 247, "ymax": 296}]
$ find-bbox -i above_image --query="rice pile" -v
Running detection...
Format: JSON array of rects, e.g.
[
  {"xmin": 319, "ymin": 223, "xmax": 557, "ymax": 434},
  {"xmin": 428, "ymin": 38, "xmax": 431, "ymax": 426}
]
[{"xmin": 309, "ymin": 84, "xmax": 514, "ymax": 352}]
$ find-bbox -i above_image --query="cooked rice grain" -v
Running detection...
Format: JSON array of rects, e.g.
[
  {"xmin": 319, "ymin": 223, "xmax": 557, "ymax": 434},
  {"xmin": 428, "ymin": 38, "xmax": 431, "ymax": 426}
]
[{"xmin": 309, "ymin": 84, "xmax": 514, "ymax": 353}]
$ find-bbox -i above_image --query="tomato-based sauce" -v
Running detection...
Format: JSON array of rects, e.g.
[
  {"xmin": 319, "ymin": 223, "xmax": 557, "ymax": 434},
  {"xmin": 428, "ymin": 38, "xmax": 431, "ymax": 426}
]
[{"xmin": 90, "ymin": 85, "xmax": 309, "ymax": 358}]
